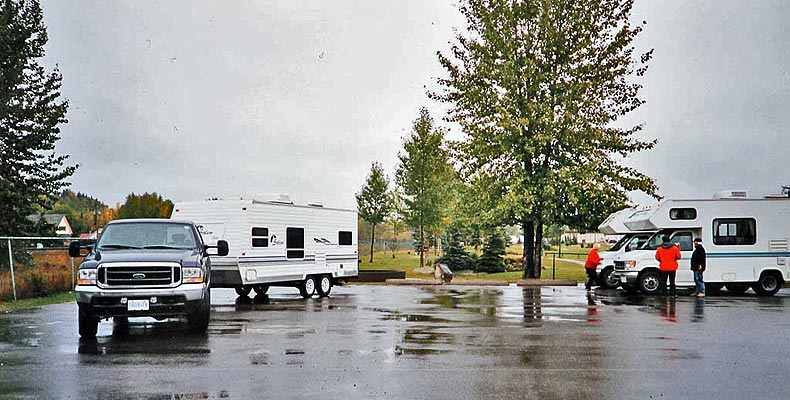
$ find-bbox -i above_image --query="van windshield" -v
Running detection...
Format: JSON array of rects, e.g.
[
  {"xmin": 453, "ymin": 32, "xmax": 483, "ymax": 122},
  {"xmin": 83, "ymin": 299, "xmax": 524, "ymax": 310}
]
[
  {"xmin": 610, "ymin": 233, "xmax": 652, "ymax": 252},
  {"xmin": 608, "ymin": 235, "xmax": 633, "ymax": 252},
  {"xmin": 639, "ymin": 231, "xmax": 672, "ymax": 251},
  {"xmin": 97, "ymin": 222, "xmax": 199, "ymax": 250}
]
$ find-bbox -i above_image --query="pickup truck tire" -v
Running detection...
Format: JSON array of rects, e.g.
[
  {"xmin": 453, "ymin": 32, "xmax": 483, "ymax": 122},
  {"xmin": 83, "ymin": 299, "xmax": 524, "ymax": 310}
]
[
  {"xmin": 78, "ymin": 306, "xmax": 99, "ymax": 338},
  {"xmin": 187, "ymin": 288, "xmax": 211, "ymax": 333},
  {"xmin": 253, "ymin": 285, "xmax": 269, "ymax": 296},
  {"xmin": 234, "ymin": 286, "xmax": 251, "ymax": 297},
  {"xmin": 299, "ymin": 276, "xmax": 317, "ymax": 299},
  {"xmin": 317, "ymin": 275, "xmax": 332, "ymax": 297}
]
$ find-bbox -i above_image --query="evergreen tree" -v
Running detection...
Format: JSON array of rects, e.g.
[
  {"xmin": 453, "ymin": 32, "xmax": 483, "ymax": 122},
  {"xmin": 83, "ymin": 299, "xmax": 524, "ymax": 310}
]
[
  {"xmin": 356, "ymin": 161, "xmax": 391, "ymax": 263},
  {"xmin": 477, "ymin": 228, "xmax": 506, "ymax": 273},
  {"xmin": 117, "ymin": 192, "xmax": 173, "ymax": 219},
  {"xmin": 0, "ymin": 0, "xmax": 76, "ymax": 239},
  {"xmin": 437, "ymin": 226, "xmax": 476, "ymax": 271}
]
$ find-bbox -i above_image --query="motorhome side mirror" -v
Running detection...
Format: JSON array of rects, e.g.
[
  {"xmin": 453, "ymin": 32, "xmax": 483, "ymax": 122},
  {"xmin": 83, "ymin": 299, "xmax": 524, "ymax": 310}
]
[
  {"xmin": 217, "ymin": 240, "xmax": 229, "ymax": 257},
  {"xmin": 69, "ymin": 241, "xmax": 82, "ymax": 258}
]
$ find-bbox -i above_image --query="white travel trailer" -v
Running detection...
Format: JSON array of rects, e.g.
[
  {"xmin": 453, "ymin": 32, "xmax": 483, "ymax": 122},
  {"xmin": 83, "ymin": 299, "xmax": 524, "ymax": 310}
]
[
  {"xmin": 171, "ymin": 195, "xmax": 359, "ymax": 298},
  {"xmin": 612, "ymin": 191, "xmax": 790, "ymax": 296},
  {"xmin": 595, "ymin": 207, "xmax": 655, "ymax": 288}
]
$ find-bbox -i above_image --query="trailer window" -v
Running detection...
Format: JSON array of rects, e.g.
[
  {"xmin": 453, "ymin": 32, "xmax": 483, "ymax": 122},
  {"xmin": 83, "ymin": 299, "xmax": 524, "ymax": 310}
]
[
  {"xmin": 670, "ymin": 208, "xmax": 697, "ymax": 220},
  {"xmin": 251, "ymin": 227, "xmax": 268, "ymax": 248},
  {"xmin": 339, "ymin": 231, "xmax": 353, "ymax": 246},
  {"xmin": 287, "ymin": 227, "xmax": 304, "ymax": 258},
  {"xmin": 713, "ymin": 218, "xmax": 756, "ymax": 245}
]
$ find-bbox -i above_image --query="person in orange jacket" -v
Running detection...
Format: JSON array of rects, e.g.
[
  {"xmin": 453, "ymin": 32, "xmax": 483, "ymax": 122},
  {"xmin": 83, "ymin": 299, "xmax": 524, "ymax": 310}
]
[
  {"xmin": 655, "ymin": 235, "xmax": 681, "ymax": 296},
  {"xmin": 584, "ymin": 243, "xmax": 603, "ymax": 294}
]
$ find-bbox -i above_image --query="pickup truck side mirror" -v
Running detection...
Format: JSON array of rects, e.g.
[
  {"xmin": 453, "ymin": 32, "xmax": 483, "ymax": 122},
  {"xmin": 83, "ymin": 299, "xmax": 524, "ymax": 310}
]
[
  {"xmin": 69, "ymin": 241, "xmax": 81, "ymax": 257},
  {"xmin": 205, "ymin": 240, "xmax": 229, "ymax": 257}
]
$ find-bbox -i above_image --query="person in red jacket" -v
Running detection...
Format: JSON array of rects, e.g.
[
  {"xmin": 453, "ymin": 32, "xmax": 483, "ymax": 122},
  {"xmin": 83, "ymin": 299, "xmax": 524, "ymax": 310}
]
[
  {"xmin": 584, "ymin": 243, "xmax": 603, "ymax": 294},
  {"xmin": 655, "ymin": 235, "xmax": 681, "ymax": 296}
]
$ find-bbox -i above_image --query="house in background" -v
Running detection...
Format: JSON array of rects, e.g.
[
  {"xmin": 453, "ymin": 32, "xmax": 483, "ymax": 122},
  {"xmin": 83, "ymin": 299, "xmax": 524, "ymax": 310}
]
[{"xmin": 27, "ymin": 214, "xmax": 73, "ymax": 236}]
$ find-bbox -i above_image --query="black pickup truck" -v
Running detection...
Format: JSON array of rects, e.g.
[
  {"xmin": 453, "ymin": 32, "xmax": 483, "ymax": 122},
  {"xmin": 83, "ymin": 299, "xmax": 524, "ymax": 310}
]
[{"xmin": 69, "ymin": 219, "xmax": 228, "ymax": 338}]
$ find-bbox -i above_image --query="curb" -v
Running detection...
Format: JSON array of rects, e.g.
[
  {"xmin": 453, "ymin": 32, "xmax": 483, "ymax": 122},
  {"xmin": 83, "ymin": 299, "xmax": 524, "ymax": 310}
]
[{"xmin": 517, "ymin": 279, "xmax": 578, "ymax": 287}]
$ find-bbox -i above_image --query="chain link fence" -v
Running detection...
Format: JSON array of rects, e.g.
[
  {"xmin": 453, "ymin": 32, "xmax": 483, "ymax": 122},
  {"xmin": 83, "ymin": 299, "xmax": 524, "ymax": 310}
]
[{"xmin": 0, "ymin": 237, "xmax": 83, "ymax": 301}]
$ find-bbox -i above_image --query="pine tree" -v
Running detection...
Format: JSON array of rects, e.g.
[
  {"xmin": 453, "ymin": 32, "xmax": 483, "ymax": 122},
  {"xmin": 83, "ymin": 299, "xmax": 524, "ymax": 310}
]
[
  {"xmin": 477, "ymin": 228, "xmax": 506, "ymax": 273},
  {"xmin": 0, "ymin": 0, "xmax": 76, "ymax": 267},
  {"xmin": 356, "ymin": 161, "xmax": 391, "ymax": 263},
  {"xmin": 437, "ymin": 226, "xmax": 476, "ymax": 271}
]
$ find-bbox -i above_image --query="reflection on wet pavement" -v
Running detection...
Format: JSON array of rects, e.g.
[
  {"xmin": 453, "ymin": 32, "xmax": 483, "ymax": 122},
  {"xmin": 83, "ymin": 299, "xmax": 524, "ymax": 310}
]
[{"xmin": 2, "ymin": 285, "xmax": 790, "ymax": 399}]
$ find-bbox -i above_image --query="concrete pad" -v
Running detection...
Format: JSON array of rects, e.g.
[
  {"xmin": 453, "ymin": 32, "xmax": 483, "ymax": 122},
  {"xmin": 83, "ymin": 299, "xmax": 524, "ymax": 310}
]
[
  {"xmin": 448, "ymin": 280, "xmax": 509, "ymax": 286},
  {"xmin": 517, "ymin": 279, "xmax": 578, "ymax": 286}
]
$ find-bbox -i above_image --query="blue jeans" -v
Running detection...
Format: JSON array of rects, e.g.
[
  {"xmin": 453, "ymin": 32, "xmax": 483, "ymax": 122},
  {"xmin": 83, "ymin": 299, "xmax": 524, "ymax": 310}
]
[{"xmin": 694, "ymin": 270, "xmax": 705, "ymax": 294}]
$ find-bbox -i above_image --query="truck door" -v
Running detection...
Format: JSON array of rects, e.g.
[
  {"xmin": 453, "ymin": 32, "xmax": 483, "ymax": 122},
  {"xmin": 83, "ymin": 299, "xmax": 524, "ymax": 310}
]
[{"xmin": 670, "ymin": 231, "xmax": 694, "ymax": 285}]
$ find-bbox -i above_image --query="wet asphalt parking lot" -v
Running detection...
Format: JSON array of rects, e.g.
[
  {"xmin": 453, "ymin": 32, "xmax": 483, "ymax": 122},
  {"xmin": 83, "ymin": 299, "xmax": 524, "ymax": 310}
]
[{"xmin": 2, "ymin": 284, "xmax": 790, "ymax": 399}]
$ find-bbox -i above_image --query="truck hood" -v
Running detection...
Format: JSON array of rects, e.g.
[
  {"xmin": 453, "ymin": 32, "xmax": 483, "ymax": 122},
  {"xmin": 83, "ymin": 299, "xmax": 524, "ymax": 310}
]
[{"xmin": 84, "ymin": 249, "xmax": 201, "ymax": 267}]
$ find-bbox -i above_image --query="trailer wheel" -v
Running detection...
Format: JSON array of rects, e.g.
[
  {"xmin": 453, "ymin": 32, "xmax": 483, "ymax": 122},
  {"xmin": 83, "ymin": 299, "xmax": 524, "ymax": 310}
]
[
  {"xmin": 725, "ymin": 283, "xmax": 749, "ymax": 295},
  {"xmin": 317, "ymin": 275, "xmax": 332, "ymax": 297},
  {"xmin": 638, "ymin": 271, "xmax": 661, "ymax": 295},
  {"xmin": 234, "ymin": 286, "xmax": 252, "ymax": 297},
  {"xmin": 253, "ymin": 285, "xmax": 269, "ymax": 296},
  {"xmin": 599, "ymin": 267, "xmax": 618, "ymax": 289},
  {"xmin": 299, "ymin": 276, "xmax": 317, "ymax": 299},
  {"xmin": 78, "ymin": 305, "xmax": 99, "ymax": 338},
  {"xmin": 753, "ymin": 272, "xmax": 782, "ymax": 296}
]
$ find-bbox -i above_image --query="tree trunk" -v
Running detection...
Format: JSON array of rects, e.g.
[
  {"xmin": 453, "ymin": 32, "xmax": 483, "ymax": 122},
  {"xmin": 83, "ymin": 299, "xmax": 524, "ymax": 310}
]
[
  {"xmin": 522, "ymin": 219, "xmax": 536, "ymax": 278},
  {"xmin": 419, "ymin": 223, "xmax": 424, "ymax": 268},
  {"xmin": 369, "ymin": 224, "xmax": 375, "ymax": 263},
  {"xmin": 534, "ymin": 221, "xmax": 543, "ymax": 279}
]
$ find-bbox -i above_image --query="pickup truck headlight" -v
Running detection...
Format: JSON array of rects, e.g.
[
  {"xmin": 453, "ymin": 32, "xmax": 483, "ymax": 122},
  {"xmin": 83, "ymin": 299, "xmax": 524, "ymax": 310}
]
[
  {"xmin": 77, "ymin": 269, "xmax": 97, "ymax": 285},
  {"xmin": 183, "ymin": 267, "xmax": 204, "ymax": 283},
  {"xmin": 624, "ymin": 260, "xmax": 638, "ymax": 269}
]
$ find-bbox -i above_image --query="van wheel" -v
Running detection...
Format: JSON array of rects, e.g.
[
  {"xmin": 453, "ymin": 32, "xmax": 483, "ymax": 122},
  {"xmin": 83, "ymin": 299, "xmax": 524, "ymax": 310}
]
[
  {"xmin": 253, "ymin": 285, "xmax": 269, "ymax": 296},
  {"xmin": 78, "ymin": 305, "xmax": 99, "ymax": 338},
  {"xmin": 235, "ymin": 286, "xmax": 251, "ymax": 297},
  {"xmin": 187, "ymin": 288, "xmax": 211, "ymax": 333},
  {"xmin": 753, "ymin": 273, "xmax": 782, "ymax": 296},
  {"xmin": 599, "ymin": 267, "xmax": 618, "ymax": 289},
  {"xmin": 299, "ymin": 276, "xmax": 317, "ymax": 299},
  {"xmin": 317, "ymin": 275, "xmax": 332, "ymax": 297},
  {"xmin": 725, "ymin": 283, "xmax": 749, "ymax": 295},
  {"xmin": 638, "ymin": 271, "xmax": 661, "ymax": 295}
]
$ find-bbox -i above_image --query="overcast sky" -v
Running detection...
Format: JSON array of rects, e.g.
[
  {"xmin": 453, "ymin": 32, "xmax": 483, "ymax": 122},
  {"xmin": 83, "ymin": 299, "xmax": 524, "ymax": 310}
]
[{"xmin": 39, "ymin": 0, "xmax": 790, "ymax": 208}]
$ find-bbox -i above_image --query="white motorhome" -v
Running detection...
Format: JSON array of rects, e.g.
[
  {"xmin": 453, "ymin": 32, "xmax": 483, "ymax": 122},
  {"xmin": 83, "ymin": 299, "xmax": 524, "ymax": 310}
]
[
  {"xmin": 595, "ymin": 207, "xmax": 656, "ymax": 288},
  {"xmin": 171, "ymin": 195, "xmax": 358, "ymax": 298},
  {"xmin": 612, "ymin": 191, "xmax": 790, "ymax": 296}
]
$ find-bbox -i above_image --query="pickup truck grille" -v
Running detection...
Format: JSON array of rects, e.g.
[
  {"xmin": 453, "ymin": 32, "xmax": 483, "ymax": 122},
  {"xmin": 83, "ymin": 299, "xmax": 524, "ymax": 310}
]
[
  {"xmin": 614, "ymin": 261, "xmax": 625, "ymax": 270},
  {"xmin": 98, "ymin": 263, "xmax": 181, "ymax": 288}
]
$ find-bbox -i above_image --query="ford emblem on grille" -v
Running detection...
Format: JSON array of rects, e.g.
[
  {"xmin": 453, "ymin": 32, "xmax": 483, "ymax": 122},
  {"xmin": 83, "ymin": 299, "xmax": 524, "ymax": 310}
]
[{"xmin": 132, "ymin": 273, "xmax": 146, "ymax": 280}]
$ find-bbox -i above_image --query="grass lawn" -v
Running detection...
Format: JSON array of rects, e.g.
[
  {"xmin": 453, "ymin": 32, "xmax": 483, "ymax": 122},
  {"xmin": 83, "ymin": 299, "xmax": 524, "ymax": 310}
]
[
  {"xmin": 361, "ymin": 249, "xmax": 586, "ymax": 282},
  {"xmin": 0, "ymin": 291, "xmax": 74, "ymax": 313}
]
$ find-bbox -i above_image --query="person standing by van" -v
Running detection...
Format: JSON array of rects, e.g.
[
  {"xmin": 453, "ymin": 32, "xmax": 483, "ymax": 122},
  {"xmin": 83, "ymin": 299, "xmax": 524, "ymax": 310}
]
[
  {"xmin": 655, "ymin": 235, "xmax": 681, "ymax": 296},
  {"xmin": 584, "ymin": 243, "xmax": 603, "ymax": 294},
  {"xmin": 690, "ymin": 237, "xmax": 706, "ymax": 297}
]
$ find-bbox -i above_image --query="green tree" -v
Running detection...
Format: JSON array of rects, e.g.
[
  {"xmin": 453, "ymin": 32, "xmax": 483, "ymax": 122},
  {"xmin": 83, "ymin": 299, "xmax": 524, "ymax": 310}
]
[
  {"xmin": 437, "ymin": 225, "xmax": 477, "ymax": 270},
  {"xmin": 386, "ymin": 187, "xmax": 405, "ymax": 258},
  {"xmin": 396, "ymin": 108, "xmax": 455, "ymax": 268},
  {"xmin": 477, "ymin": 228, "xmax": 506, "ymax": 273},
  {"xmin": 356, "ymin": 161, "xmax": 392, "ymax": 263},
  {"xmin": 432, "ymin": 0, "xmax": 658, "ymax": 278},
  {"xmin": 117, "ymin": 192, "xmax": 174, "ymax": 219}
]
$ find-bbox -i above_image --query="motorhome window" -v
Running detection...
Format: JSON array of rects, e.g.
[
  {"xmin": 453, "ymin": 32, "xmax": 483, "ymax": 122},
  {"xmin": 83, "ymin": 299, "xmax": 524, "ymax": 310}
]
[
  {"xmin": 671, "ymin": 232, "xmax": 693, "ymax": 251},
  {"xmin": 251, "ymin": 227, "xmax": 269, "ymax": 248},
  {"xmin": 287, "ymin": 227, "xmax": 305, "ymax": 258},
  {"xmin": 669, "ymin": 208, "xmax": 697, "ymax": 220},
  {"xmin": 713, "ymin": 218, "xmax": 756, "ymax": 245},
  {"xmin": 338, "ymin": 231, "xmax": 353, "ymax": 246}
]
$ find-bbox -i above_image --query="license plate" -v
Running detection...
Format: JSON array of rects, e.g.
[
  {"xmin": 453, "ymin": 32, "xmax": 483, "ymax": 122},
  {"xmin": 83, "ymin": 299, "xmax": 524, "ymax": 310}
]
[{"xmin": 127, "ymin": 299, "xmax": 149, "ymax": 311}]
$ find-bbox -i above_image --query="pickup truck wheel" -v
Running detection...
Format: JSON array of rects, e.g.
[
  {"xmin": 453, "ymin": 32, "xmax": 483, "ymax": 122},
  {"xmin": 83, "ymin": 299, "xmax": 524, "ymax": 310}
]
[
  {"xmin": 725, "ymin": 283, "xmax": 749, "ymax": 295},
  {"xmin": 234, "ymin": 286, "xmax": 251, "ymax": 297},
  {"xmin": 253, "ymin": 285, "xmax": 269, "ymax": 296},
  {"xmin": 753, "ymin": 273, "xmax": 782, "ymax": 296},
  {"xmin": 317, "ymin": 275, "xmax": 332, "ymax": 297},
  {"xmin": 78, "ymin": 306, "xmax": 99, "ymax": 338},
  {"xmin": 638, "ymin": 271, "xmax": 661, "ymax": 295},
  {"xmin": 187, "ymin": 288, "xmax": 211, "ymax": 333},
  {"xmin": 599, "ymin": 267, "xmax": 618, "ymax": 289},
  {"xmin": 299, "ymin": 276, "xmax": 316, "ymax": 299}
]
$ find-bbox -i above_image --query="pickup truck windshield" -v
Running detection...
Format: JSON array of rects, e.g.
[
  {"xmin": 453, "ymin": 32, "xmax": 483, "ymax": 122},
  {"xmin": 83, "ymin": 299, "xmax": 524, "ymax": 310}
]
[{"xmin": 97, "ymin": 222, "xmax": 198, "ymax": 250}]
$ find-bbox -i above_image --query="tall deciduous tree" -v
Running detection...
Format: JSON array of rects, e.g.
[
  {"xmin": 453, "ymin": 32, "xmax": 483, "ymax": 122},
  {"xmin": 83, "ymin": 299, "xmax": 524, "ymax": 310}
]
[
  {"xmin": 432, "ymin": 0, "xmax": 658, "ymax": 278},
  {"xmin": 117, "ymin": 192, "xmax": 174, "ymax": 219},
  {"xmin": 356, "ymin": 161, "xmax": 391, "ymax": 263},
  {"xmin": 0, "ymin": 0, "xmax": 76, "ymax": 242},
  {"xmin": 396, "ymin": 108, "xmax": 455, "ymax": 268}
]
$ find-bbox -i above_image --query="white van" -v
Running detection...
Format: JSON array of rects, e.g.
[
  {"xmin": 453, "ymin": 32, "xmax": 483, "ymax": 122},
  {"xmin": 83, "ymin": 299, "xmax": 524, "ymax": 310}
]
[
  {"xmin": 612, "ymin": 191, "xmax": 790, "ymax": 296},
  {"xmin": 595, "ymin": 207, "xmax": 655, "ymax": 288},
  {"xmin": 171, "ymin": 195, "xmax": 358, "ymax": 298}
]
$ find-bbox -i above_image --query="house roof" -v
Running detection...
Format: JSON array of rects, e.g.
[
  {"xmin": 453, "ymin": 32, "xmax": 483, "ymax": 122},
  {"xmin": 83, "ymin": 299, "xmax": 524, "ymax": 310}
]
[{"xmin": 27, "ymin": 214, "xmax": 66, "ymax": 225}]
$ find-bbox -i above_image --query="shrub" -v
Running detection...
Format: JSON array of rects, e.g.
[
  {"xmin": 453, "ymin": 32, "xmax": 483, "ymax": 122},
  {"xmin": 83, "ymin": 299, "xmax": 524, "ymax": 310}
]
[{"xmin": 477, "ymin": 229, "xmax": 506, "ymax": 273}]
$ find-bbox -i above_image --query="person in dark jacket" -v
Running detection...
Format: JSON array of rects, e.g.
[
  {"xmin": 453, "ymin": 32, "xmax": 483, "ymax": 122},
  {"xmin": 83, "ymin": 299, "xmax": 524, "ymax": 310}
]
[{"xmin": 690, "ymin": 237, "xmax": 706, "ymax": 297}]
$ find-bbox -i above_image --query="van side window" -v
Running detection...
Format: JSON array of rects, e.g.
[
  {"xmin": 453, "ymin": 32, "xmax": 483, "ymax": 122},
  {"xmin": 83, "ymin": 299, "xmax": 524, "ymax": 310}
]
[
  {"xmin": 338, "ymin": 231, "xmax": 352, "ymax": 246},
  {"xmin": 713, "ymin": 218, "xmax": 756, "ymax": 245},
  {"xmin": 286, "ymin": 227, "xmax": 305, "ymax": 258},
  {"xmin": 251, "ymin": 227, "xmax": 269, "ymax": 248},
  {"xmin": 669, "ymin": 208, "xmax": 697, "ymax": 220}
]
